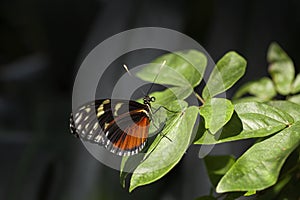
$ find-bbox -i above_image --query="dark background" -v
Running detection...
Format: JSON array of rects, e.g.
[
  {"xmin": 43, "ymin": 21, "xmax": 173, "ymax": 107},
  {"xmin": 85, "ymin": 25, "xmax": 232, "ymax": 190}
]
[{"xmin": 1, "ymin": 0, "xmax": 299, "ymax": 199}]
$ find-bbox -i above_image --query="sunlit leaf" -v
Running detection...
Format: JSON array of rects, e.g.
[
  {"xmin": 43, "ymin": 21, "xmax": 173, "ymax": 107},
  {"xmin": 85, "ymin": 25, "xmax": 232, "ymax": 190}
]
[
  {"xmin": 216, "ymin": 121, "xmax": 300, "ymax": 193},
  {"xmin": 233, "ymin": 77, "xmax": 276, "ymax": 101},
  {"xmin": 244, "ymin": 190, "xmax": 256, "ymax": 196},
  {"xmin": 136, "ymin": 50, "xmax": 207, "ymax": 87},
  {"xmin": 204, "ymin": 155, "xmax": 235, "ymax": 187},
  {"xmin": 269, "ymin": 60, "xmax": 295, "ymax": 95},
  {"xmin": 287, "ymin": 94, "xmax": 300, "ymax": 105},
  {"xmin": 268, "ymin": 100, "xmax": 300, "ymax": 121},
  {"xmin": 147, "ymin": 87, "xmax": 193, "ymax": 105},
  {"xmin": 194, "ymin": 102, "xmax": 293, "ymax": 144},
  {"xmin": 199, "ymin": 98, "xmax": 234, "ymax": 134},
  {"xmin": 129, "ymin": 104, "xmax": 199, "ymax": 192},
  {"xmin": 202, "ymin": 52, "xmax": 246, "ymax": 100},
  {"xmin": 267, "ymin": 42, "xmax": 291, "ymax": 63},
  {"xmin": 291, "ymin": 73, "xmax": 300, "ymax": 94}
]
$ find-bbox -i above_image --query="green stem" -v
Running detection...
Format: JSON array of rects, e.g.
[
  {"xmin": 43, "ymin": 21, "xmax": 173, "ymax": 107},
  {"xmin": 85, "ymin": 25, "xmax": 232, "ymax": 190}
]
[{"xmin": 194, "ymin": 91, "xmax": 205, "ymax": 104}]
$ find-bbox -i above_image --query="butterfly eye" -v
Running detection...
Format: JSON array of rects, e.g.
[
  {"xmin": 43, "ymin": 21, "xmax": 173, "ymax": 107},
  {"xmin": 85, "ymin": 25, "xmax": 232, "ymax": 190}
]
[{"xmin": 150, "ymin": 96, "xmax": 156, "ymax": 102}]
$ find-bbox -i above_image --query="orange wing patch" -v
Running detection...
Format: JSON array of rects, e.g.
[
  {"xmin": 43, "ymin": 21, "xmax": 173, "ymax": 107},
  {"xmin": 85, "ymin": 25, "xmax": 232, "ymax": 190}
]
[{"xmin": 113, "ymin": 116, "xmax": 150, "ymax": 151}]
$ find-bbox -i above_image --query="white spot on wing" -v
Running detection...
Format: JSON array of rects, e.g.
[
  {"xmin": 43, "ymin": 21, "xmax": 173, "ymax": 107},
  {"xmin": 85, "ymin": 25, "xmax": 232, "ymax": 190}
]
[
  {"xmin": 104, "ymin": 123, "xmax": 109, "ymax": 130},
  {"xmin": 85, "ymin": 123, "xmax": 90, "ymax": 129},
  {"xmin": 93, "ymin": 122, "xmax": 98, "ymax": 130},
  {"xmin": 114, "ymin": 103, "xmax": 124, "ymax": 116},
  {"xmin": 103, "ymin": 99, "xmax": 110, "ymax": 104},
  {"xmin": 97, "ymin": 104, "xmax": 104, "ymax": 112},
  {"xmin": 105, "ymin": 130, "xmax": 109, "ymax": 137},
  {"xmin": 75, "ymin": 113, "xmax": 82, "ymax": 124},
  {"xmin": 97, "ymin": 110, "xmax": 104, "ymax": 117}
]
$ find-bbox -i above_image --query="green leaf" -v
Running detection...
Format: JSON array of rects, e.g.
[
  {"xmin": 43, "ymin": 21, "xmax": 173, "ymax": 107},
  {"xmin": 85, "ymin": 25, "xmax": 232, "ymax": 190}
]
[
  {"xmin": 244, "ymin": 190, "xmax": 256, "ymax": 196},
  {"xmin": 255, "ymin": 173, "xmax": 292, "ymax": 200},
  {"xmin": 204, "ymin": 155, "xmax": 235, "ymax": 188},
  {"xmin": 120, "ymin": 154, "xmax": 145, "ymax": 188},
  {"xmin": 232, "ymin": 96, "xmax": 266, "ymax": 104},
  {"xmin": 234, "ymin": 102, "xmax": 293, "ymax": 126},
  {"xmin": 291, "ymin": 73, "xmax": 300, "ymax": 94},
  {"xmin": 148, "ymin": 87, "xmax": 193, "ymax": 105},
  {"xmin": 202, "ymin": 51, "xmax": 246, "ymax": 100},
  {"xmin": 216, "ymin": 121, "xmax": 300, "ymax": 193},
  {"xmin": 136, "ymin": 50, "xmax": 207, "ymax": 87},
  {"xmin": 267, "ymin": 42, "xmax": 295, "ymax": 95},
  {"xmin": 120, "ymin": 156, "xmax": 130, "ymax": 188},
  {"xmin": 267, "ymin": 42, "xmax": 291, "ymax": 63},
  {"xmin": 268, "ymin": 100, "xmax": 300, "ymax": 121},
  {"xmin": 129, "ymin": 104, "xmax": 199, "ymax": 192},
  {"xmin": 120, "ymin": 100, "xmax": 188, "ymax": 187},
  {"xmin": 233, "ymin": 77, "xmax": 276, "ymax": 101},
  {"xmin": 287, "ymin": 94, "xmax": 300, "ymax": 105},
  {"xmin": 199, "ymin": 98, "xmax": 234, "ymax": 134},
  {"xmin": 269, "ymin": 60, "xmax": 295, "ymax": 95},
  {"xmin": 194, "ymin": 102, "xmax": 293, "ymax": 144}
]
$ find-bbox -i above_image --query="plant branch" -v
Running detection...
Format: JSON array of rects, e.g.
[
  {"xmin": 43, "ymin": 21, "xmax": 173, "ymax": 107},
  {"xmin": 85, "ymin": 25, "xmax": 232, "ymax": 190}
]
[{"xmin": 194, "ymin": 91, "xmax": 205, "ymax": 104}]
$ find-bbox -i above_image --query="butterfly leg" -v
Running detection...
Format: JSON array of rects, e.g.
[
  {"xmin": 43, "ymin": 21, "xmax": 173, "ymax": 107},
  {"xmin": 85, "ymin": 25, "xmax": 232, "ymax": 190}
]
[{"xmin": 152, "ymin": 105, "xmax": 179, "ymax": 115}]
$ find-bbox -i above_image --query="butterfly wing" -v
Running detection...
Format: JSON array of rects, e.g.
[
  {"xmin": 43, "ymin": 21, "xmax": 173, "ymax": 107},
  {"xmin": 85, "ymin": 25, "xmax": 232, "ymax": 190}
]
[{"xmin": 70, "ymin": 99, "xmax": 151, "ymax": 156}]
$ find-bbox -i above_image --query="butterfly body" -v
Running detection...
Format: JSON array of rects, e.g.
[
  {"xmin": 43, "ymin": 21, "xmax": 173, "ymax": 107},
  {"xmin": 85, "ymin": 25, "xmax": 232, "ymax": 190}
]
[{"xmin": 70, "ymin": 96, "xmax": 155, "ymax": 156}]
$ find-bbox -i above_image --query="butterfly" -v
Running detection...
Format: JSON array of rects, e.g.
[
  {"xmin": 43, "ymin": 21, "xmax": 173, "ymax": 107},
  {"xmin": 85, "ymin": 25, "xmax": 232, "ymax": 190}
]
[{"xmin": 69, "ymin": 95, "xmax": 156, "ymax": 156}]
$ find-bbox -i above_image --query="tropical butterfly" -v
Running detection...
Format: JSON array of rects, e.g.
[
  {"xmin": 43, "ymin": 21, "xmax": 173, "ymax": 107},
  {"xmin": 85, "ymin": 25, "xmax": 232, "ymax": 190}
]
[
  {"xmin": 69, "ymin": 61, "xmax": 170, "ymax": 156},
  {"xmin": 69, "ymin": 95, "xmax": 156, "ymax": 156}
]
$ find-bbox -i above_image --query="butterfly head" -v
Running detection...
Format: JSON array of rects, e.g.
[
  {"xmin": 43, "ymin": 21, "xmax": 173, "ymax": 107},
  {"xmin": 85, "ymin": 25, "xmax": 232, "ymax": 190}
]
[{"xmin": 143, "ymin": 95, "xmax": 155, "ymax": 106}]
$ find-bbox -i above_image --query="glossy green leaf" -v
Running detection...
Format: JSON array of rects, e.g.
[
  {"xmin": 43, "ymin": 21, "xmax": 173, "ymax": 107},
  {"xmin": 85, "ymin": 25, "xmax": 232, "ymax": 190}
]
[
  {"xmin": 202, "ymin": 52, "xmax": 246, "ymax": 100},
  {"xmin": 291, "ymin": 73, "xmax": 300, "ymax": 94},
  {"xmin": 267, "ymin": 42, "xmax": 291, "ymax": 63},
  {"xmin": 194, "ymin": 102, "xmax": 293, "ymax": 144},
  {"xmin": 234, "ymin": 102, "xmax": 293, "ymax": 126},
  {"xmin": 136, "ymin": 50, "xmax": 207, "ymax": 87},
  {"xmin": 148, "ymin": 86, "xmax": 193, "ymax": 105},
  {"xmin": 204, "ymin": 155, "xmax": 235, "ymax": 187},
  {"xmin": 268, "ymin": 100, "xmax": 300, "ymax": 121},
  {"xmin": 120, "ymin": 100, "xmax": 186, "ymax": 188},
  {"xmin": 255, "ymin": 172, "xmax": 293, "ymax": 200},
  {"xmin": 135, "ymin": 85, "xmax": 193, "ymax": 111},
  {"xmin": 232, "ymin": 96, "xmax": 266, "ymax": 104},
  {"xmin": 120, "ymin": 154, "xmax": 145, "ymax": 188},
  {"xmin": 129, "ymin": 104, "xmax": 199, "ymax": 192},
  {"xmin": 269, "ymin": 60, "xmax": 295, "ymax": 95},
  {"xmin": 244, "ymin": 190, "xmax": 256, "ymax": 196},
  {"xmin": 216, "ymin": 121, "xmax": 300, "ymax": 193},
  {"xmin": 287, "ymin": 94, "xmax": 300, "ymax": 105},
  {"xmin": 233, "ymin": 77, "xmax": 276, "ymax": 101},
  {"xmin": 267, "ymin": 42, "xmax": 295, "ymax": 95},
  {"xmin": 199, "ymin": 98, "xmax": 234, "ymax": 134}
]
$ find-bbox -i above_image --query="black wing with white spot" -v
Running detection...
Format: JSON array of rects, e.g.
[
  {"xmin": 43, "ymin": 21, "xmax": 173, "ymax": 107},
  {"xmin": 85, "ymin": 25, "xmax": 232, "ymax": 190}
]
[{"xmin": 69, "ymin": 99, "xmax": 151, "ymax": 156}]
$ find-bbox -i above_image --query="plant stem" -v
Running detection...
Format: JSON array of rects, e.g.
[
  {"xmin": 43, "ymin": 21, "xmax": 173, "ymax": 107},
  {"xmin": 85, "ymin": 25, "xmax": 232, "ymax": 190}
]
[{"xmin": 194, "ymin": 91, "xmax": 205, "ymax": 104}]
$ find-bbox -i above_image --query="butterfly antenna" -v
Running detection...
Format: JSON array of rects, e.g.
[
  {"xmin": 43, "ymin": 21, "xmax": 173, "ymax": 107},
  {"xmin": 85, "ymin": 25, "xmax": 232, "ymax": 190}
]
[
  {"xmin": 123, "ymin": 64, "xmax": 133, "ymax": 77},
  {"xmin": 123, "ymin": 64, "xmax": 146, "ymax": 96},
  {"xmin": 146, "ymin": 60, "xmax": 166, "ymax": 95}
]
